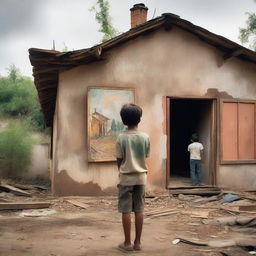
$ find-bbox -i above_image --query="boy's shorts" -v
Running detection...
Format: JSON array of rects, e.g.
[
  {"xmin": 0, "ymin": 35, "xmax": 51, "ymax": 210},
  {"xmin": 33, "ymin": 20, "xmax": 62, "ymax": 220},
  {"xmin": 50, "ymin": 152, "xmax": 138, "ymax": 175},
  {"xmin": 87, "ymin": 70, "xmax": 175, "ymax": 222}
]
[{"xmin": 118, "ymin": 184, "xmax": 145, "ymax": 213}]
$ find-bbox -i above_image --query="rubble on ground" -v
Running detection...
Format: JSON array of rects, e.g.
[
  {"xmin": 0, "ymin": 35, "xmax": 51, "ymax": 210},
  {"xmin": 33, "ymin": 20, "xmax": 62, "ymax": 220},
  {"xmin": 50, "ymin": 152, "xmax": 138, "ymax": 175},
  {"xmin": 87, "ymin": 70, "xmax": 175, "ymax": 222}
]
[{"xmin": 0, "ymin": 181, "xmax": 256, "ymax": 255}]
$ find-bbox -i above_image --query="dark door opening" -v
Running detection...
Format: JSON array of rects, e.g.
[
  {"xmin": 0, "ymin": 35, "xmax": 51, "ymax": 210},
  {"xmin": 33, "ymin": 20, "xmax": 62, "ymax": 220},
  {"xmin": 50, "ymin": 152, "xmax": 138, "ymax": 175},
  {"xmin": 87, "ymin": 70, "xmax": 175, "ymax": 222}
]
[{"xmin": 167, "ymin": 98, "xmax": 216, "ymax": 187}]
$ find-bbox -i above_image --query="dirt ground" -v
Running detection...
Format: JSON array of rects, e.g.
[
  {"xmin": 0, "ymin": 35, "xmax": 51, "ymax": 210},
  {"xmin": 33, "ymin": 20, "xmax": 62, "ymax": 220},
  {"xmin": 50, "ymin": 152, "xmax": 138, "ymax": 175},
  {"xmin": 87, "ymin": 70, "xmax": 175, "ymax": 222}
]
[{"xmin": 0, "ymin": 189, "xmax": 255, "ymax": 256}]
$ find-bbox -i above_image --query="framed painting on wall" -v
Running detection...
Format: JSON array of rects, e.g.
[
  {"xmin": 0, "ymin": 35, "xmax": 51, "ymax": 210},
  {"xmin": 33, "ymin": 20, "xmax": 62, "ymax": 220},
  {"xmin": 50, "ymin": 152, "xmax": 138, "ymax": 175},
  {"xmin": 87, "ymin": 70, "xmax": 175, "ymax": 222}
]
[{"xmin": 87, "ymin": 87, "xmax": 135, "ymax": 162}]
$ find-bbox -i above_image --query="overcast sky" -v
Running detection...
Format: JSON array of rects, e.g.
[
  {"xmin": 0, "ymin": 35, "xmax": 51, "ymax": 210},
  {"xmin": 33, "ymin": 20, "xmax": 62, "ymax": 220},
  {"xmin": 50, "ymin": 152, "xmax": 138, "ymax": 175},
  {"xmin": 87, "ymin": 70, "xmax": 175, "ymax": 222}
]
[{"xmin": 0, "ymin": 0, "xmax": 255, "ymax": 77}]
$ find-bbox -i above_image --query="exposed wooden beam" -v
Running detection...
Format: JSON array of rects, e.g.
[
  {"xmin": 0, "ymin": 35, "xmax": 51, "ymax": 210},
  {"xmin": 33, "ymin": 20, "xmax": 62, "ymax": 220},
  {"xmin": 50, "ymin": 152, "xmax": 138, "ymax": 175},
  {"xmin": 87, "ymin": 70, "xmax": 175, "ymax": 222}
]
[{"xmin": 223, "ymin": 49, "xmax": 244, "ymax": 60}]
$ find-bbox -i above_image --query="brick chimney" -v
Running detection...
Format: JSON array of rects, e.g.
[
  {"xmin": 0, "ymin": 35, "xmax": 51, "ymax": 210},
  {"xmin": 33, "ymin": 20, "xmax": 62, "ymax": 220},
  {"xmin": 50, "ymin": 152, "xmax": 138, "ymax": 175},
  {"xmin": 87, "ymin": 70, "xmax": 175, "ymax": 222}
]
[{"xmin": 130, "ymin": 3, "xmax": 148, "ymax": 28}]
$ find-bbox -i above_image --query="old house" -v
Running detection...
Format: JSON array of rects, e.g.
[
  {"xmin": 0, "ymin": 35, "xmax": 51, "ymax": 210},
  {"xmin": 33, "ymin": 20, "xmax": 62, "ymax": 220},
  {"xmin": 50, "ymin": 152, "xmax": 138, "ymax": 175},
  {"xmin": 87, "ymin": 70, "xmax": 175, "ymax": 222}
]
[
  {"xmin": 91, "ymin": 110, "xmax": 110, "ymax": 137},
  {"xmin": 29, "ymin": 4, "xmax": 256, "ymax": 195}
]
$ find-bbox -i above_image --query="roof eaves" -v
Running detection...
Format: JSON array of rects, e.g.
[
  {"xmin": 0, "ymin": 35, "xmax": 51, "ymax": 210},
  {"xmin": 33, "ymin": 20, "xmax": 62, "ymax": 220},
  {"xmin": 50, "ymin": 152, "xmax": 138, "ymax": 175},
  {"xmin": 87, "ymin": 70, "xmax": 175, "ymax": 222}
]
[{"xmin": 29, "ymin": 13, "xmax": 256, "ymax": 127}]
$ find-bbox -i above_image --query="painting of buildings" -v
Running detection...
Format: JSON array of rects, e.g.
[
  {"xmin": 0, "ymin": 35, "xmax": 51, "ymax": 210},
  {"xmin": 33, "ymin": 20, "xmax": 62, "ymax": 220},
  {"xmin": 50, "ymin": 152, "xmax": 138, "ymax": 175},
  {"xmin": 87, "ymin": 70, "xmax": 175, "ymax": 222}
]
[
  {"xmin": 91, "ymin": 110, "xmax": 110, "ymax": 137},
  {"xmin": 88, "ymin": 88, "xmax": 135, "ymax": 162}
]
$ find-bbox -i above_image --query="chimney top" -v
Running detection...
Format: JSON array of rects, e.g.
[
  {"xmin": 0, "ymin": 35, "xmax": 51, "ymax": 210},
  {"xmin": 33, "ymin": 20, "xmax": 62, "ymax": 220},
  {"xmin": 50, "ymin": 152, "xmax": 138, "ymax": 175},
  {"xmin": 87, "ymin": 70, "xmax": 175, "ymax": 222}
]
[
  {"xmin": 130, "ymin": 3, "xmax": 148, "ymax": 28},
  {"xmin": 130, "ymin": 3, "xmax": 148, "ymax": 11}
]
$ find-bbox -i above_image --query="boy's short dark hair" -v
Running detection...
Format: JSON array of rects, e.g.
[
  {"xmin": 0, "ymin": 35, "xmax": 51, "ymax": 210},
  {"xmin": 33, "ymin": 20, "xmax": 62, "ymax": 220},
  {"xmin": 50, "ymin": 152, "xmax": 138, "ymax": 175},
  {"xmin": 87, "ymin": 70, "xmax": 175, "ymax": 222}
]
[
  {"xmin": 120, "ymin": 104, "xmax": 142, "ymax": 126},
  {"xmin": 191, "ymin": 133, "xmax": 199, "ymax": 142}
]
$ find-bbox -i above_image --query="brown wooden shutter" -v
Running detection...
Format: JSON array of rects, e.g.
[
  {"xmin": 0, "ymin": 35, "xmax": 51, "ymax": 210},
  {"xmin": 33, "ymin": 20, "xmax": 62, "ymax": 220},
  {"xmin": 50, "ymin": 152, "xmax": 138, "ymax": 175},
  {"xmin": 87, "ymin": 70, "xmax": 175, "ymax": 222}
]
[{"xmin": 221, "ymin": 100, "xmax": 256, "ymax": 163}]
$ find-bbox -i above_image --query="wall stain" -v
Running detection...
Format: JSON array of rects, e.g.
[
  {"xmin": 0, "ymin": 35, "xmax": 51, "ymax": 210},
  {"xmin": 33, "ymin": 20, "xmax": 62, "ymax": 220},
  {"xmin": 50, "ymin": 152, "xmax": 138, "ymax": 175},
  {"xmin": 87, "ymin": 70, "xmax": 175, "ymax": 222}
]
[
  {"xmin": 53, "ymin": 170, "xmax": 116, "ymax": 196},
  {"xmin": 205, "ymin": 88, "xmax": 233, "ymax": 99}
]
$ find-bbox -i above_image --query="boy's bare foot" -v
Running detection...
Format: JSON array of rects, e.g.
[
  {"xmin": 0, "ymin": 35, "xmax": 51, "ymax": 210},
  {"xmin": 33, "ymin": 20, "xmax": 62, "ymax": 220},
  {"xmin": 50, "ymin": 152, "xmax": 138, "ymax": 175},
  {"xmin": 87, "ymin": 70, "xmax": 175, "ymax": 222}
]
[
  {"xmin": 118, "ymin": 243, "xmax": 133, "ymax": 252},
  {"xmin": 133, "ymin": 243, "xmax": 142, "ymax": 251}
]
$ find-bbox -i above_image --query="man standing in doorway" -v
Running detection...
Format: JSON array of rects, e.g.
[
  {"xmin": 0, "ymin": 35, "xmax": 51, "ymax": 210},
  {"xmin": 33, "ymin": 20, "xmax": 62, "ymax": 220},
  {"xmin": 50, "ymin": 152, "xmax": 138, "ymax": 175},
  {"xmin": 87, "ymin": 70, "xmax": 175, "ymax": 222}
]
[{"xmin": 188, "ymin": 133, "xmax": 204, "ymax": 186}]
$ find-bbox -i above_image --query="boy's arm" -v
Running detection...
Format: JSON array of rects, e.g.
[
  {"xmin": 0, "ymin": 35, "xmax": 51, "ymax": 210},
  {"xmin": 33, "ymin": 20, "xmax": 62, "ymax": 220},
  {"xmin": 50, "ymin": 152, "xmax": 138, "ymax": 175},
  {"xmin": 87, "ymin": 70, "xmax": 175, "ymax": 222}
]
[
  {"xmin": 200, "ymin": 149, "xmax": 204, "ymax": 162},
  {"xmin": 116, "ymin": 136, "xmax": 123, "ymax": 170},
  {"xmin": 146, "ymin": 137, "xmax": 150, "ymax": 158},
  {"xmin": 116, "ymin": 158, "xmax": 123, "ymax": 170}
]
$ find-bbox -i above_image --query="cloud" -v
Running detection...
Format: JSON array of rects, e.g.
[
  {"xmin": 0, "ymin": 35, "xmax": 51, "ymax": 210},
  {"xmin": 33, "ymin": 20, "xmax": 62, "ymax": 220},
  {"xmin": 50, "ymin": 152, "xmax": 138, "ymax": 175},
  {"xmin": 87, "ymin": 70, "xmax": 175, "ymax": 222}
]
[
  {"xmin": 0, "ymin": 0, "xmax": 43, "ymax": 38},
  {"xmin": 0, "ymin": 0, "xmax": 255, "ymax": 77}
]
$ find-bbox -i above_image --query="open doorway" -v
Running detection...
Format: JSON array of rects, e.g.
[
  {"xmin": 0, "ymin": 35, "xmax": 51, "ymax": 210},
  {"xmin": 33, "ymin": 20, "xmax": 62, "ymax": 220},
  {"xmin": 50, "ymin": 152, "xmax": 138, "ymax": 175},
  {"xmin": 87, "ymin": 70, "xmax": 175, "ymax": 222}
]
[{"xmin": 167, "ymin": 98, "xmax": 216, "ymax": 187}]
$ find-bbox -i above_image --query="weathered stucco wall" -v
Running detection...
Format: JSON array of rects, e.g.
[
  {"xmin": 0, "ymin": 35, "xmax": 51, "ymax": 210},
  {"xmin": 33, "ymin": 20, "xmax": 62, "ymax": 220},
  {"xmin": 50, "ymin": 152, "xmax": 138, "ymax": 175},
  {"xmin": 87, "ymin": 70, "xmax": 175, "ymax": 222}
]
[{"xmin": 54, "ymin": 27, "xmax": 256, "ymax": 195}]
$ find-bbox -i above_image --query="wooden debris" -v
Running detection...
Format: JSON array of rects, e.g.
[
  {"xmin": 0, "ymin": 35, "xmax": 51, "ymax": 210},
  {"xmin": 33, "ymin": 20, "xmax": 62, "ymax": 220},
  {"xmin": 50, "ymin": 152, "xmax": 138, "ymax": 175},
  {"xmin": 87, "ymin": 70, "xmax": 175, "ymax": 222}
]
[
  {"xmin": 145, "ymin": 208, "xmax": 176, "ymax": 216},
  {"xmin": 176, "ymin": 237, "xmax": 207, "ymax": 246},
  {"xmin": 239, "ymin": 205, "xmax": 256, "ymax": 212},
  {"xmin": 241, "ymin": 195, "xmax": 256, "ymax": 202},
  {"xmin": 145, "ymin": 208, "xmax": 179, "ymax": 218},
  {"xmin": 10, "ymin": 184, "xmax": 32, "ymax": 190},
  {"xmin": 14, "ymin": 184, "xmax": 48, "ymax": 191},
  {"xmin": 169, "ymin": 186, "xmax": 221, "ymax": 196},
  {"xmin": 33, "ymin": 185, "xmax": 48, "ymax": 191},
  {"xmin": 217, "ymin": 216, "xmax": 256, "ymax": 226},
  {"xmin": 169, "ymin": 185, "xmax": 218, "ymax": 189},
  {"xmin": 192, "ymin": 195, "xmax": 219, "ymax": 204},
  {"xmin": 208, "ymin": 240, "xmax": 236, "ymax": 248},
  {"xmin": 182, "ymin": 210, "xmax": 210, "ymax": 219},
  {"xmin": 177, "ymin": 236, "xmax": 256, "ymax": 249},
  {"xmin": 177, "ymin": 194, "xmax": 220, "ymax": 204},
  {"xmin": 65, "ymin": 199, "xmax": 89, "ymax": 209},
  {"xmin": 170, "ymin": 189, "xmax": 221, "ymax": 196},
  {"xmin": 0, "ymin": 196, "xmax": 9, "ymax": 202},
  {"xmin": 0, "ymin": 184, "xmax": 31, "ymax": 197},
  {"xmin": 0, "ymin": 202, "xmax": 51, "ymax": 210},
  {"xmin": 148, "ymin": 211, "xmax": 179, "ymax": 218}
]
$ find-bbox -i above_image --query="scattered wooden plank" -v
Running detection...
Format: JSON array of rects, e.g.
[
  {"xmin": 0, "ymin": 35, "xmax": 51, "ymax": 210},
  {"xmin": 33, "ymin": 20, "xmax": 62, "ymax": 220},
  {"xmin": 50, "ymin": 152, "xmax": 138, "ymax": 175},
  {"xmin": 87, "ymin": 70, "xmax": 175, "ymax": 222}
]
[
  {"xmin": 168, "ymin": 185, "xmax": 218, "ymax": 190},
  {"xmin": 145, "ymin": 208, "xmax": 176, "ymax": 216},
  {"xmin": 65, "ymin": 199, "xmax": 89, "ymax": 209},
  {"xmin": 13, "ymin": 184, "xmax": 47, "ymax": 191},
  {"xmin": 239, "ymin": 205, "xmax": 256, "ymax": 212},
  {"xmin": 0, "ymin": 197, "xmax": 9, "ymax": 202},
  {"xmin": 0, "ymin": 202, "xmax": 51, "ymax": 210},
  {"xmin": 182, "ymin": 210, "xmax": 210, "ymax": 219},
  {"xmin": 241, "ymin": 196, "xmax": 256, "ymax": 202},
  {"xmin": 8, "ymin": 184, "xmax": 31, "ymax": 190},
  {"xmin": 33, "ymin": 185, "xmax": 48, "ymax": 191},
  {"xmin": 147, "ymin": 211, "xmax": 179, "ymax": 218},
  {"xmin": 192, "ymin": 195, "xmax": 219, "ymax": 204},
  {"xmin": 170, "ymin": 189, "xmax": 221, "ymax": 196},
  {"xmin": 0, "ymin": 184, "xmax": 31, "ymax": 197},
  {"xmin": 176, "ymin": 237, "xmax": 207, "ymax": 246}
]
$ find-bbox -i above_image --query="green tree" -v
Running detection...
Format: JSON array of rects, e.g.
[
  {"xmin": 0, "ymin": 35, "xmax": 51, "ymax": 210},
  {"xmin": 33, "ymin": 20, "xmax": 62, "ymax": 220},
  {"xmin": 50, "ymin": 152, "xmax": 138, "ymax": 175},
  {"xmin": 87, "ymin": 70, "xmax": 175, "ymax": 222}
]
[
  {"xmin": 111, "ymin": 119, "xmax": 117, "ymax": 131},
  {"xmin": 90, "ymin": 0, "xmax": 118, "ymax": 42},
  {"xmin": 116, "ymin": 121, "xmax": 124, "ymax": 131},
  {"xmin": 239, "ymin": 12, "xmax": 256, "ymax": 51},
  {"xmin": 0, "ymin": 123, "xmax": 34, "ymax": 178},
  {"xmin": 0, "ymin": 65, "xmax": 45, "ymax": 131}
]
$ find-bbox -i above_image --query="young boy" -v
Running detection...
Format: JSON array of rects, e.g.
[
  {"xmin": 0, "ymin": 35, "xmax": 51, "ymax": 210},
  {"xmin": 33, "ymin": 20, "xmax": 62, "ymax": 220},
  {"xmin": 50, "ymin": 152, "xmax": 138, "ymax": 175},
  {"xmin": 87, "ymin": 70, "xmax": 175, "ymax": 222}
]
[
  {"xmin": 188, "ymin": 133, "xmax": 204, "ymax": 186},
  {"xmin": 116, "ymin": 103, "xmax": 150, "ymax": 252}
]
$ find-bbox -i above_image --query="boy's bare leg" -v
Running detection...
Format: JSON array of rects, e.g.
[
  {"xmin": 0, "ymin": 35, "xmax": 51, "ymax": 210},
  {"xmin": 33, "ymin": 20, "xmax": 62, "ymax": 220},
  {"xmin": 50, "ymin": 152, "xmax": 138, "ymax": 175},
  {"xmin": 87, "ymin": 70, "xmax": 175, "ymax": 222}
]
[
  {"xmin": 122, "ymin": 213, "xmax": 132, "ymax": 246},
  {"xmin": 134, "ymin": 212, "xmax": 143, "ymax": 249}
]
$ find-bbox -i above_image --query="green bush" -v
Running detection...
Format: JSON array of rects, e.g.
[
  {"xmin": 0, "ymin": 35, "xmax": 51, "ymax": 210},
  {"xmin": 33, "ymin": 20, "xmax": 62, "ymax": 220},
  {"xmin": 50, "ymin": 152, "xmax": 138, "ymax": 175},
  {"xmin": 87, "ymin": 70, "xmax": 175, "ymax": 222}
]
[
  {"xmin": 0, "ymin": 65, "xmax": 46, "ymax": 132},
  {"xmin": 0, "ymin": 123, "xmax": 34, "ymax": 178}
]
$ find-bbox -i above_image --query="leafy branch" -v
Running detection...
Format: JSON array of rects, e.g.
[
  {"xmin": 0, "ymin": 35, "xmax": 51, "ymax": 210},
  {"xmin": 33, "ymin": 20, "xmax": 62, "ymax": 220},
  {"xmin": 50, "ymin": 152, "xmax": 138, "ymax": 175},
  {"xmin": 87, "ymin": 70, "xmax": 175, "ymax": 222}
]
[{"xmin": 90, "ymin": 0, "xmax": 119, "ymax": 42}]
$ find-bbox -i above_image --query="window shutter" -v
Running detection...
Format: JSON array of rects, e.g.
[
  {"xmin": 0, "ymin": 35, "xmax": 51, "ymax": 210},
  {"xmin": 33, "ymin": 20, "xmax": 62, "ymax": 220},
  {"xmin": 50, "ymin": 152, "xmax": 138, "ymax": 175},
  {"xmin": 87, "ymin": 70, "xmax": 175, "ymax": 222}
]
[{"xmin": 221, "ymin": 100, "xmax": 256, "ymax": 163}]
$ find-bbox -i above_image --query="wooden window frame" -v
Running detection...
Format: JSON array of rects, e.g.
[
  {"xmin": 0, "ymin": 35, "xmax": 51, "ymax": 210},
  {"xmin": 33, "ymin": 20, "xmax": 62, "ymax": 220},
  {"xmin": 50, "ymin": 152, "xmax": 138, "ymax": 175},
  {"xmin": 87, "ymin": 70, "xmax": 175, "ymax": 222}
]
[{"xmin": 220, "ymin": 99, "xmax": 256, "ymax": 165}]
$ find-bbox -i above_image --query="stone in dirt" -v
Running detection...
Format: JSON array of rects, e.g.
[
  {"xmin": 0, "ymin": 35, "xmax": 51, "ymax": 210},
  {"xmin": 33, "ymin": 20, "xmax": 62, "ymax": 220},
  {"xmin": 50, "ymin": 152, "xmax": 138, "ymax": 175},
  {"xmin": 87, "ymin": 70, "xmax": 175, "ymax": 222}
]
[{"xmin": 19, "ymin": 209, "xmax": 56, "ymax": 217}]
